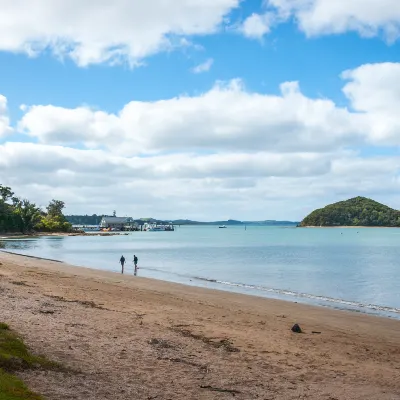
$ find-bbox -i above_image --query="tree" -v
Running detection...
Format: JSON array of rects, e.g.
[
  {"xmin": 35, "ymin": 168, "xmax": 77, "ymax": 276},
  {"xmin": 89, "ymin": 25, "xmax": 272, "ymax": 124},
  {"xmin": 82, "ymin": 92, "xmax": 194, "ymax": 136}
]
[
  {"xmin": 0, "ymin": 185, "xmax": 17, "ymax": 232},
  {"xmin": 0, "ymin": 186, "xmax": 72, "ymax": 234},
  {"xmin": 0, "ymin": 185, "xmax": 14, "ymax": 202},
  {"xmin": 46, "ymin": 200, "xmax": 65, "ymax": 217},
  {"xmin": 36, "ymin": 199, "xmax": 71, "ymax": 232},
  {"xmin": 13, "ymin": 199, "xmax": 41, "ymax": 233}
]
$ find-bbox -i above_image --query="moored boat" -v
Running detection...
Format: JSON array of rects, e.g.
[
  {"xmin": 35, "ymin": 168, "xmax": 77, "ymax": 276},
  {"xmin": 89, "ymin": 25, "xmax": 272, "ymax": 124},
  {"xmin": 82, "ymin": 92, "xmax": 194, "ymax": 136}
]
[{"xmin": 143, "ymin": 222, "xmax": 175, "ymax": 231}]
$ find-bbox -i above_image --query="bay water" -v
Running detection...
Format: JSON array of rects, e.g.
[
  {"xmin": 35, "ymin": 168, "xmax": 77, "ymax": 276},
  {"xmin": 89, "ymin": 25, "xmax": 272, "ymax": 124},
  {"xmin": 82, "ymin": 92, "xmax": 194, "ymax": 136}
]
[{"xmin": 1, "ymin": 226, "xmax": 400, "ymax": 319}]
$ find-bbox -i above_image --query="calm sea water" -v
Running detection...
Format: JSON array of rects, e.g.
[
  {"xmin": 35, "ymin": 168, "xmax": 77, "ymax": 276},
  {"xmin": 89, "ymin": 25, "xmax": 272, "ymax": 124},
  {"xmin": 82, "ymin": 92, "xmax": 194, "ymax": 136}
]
[{"xmin": 1, "ymin": 226, "xmax": 400, "ymax": 319}]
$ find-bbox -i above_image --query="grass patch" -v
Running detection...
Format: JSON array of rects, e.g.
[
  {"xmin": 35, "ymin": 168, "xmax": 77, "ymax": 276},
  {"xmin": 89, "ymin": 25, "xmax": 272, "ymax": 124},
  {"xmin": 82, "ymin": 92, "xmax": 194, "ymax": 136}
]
[
  {"xmin": 0, "ymin": 369, "xmax": 43, "ymax": 400},
  {"xmin": 0, "ymin": 323, "xmax": 59, "ymax": 372},
  {"xmin": 0, "ymin": 322, "xmax": 61, "ymax": 400}
]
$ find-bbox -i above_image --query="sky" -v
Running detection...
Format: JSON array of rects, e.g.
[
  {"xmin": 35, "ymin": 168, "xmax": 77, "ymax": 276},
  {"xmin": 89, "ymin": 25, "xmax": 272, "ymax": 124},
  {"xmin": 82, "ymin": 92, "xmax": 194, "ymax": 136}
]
[{"xmin": 1, "ymin": 0, "xmax": 400, "ymax": 221}]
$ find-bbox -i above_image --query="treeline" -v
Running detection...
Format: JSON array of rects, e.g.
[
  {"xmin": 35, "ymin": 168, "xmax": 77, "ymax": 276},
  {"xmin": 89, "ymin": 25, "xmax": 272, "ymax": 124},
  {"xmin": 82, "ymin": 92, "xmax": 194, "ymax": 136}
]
[
  {"xmin": 0, "ymin": 184, "xmax": 72, "ymax": 234},
  {"xmin": 301, "ymin": 196, "xmax": 400, "ymax": 227},
  {"xmin": 65, "ymin": 215, "xmax": 105, "ymax": 225}
]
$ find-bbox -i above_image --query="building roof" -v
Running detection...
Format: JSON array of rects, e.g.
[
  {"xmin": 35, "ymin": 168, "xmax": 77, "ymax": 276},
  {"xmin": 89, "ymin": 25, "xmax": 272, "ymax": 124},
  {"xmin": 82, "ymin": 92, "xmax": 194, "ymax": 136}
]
[{"xmin": 101, "ymin": 217, "xmax": 134, "ymax": 223}]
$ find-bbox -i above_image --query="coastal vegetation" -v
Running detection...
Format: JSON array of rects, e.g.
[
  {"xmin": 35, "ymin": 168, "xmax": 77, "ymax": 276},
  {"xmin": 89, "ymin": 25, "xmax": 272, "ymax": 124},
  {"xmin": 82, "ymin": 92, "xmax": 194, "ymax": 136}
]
[
  {"xmin": 300, "ymin": 196, "xmax": 400, "ymax": 227},
  {"xmin": 0, "ymin": 322, "xmax": 46, "ymax": 400},
  {"xmin": 65, "ymin": 214, "xmax": 103, "ymax": 226},
  {"xmin": 0, "ymin": 184, "xmax": 72, "ymax": 234}
]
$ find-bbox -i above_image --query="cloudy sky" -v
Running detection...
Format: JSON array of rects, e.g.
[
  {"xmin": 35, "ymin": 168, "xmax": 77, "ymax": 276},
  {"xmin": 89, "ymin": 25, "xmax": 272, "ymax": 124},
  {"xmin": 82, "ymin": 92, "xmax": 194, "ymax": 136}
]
[{"xmin": 1, "ymin": 0, "xmax": 400, "ymax": 221}]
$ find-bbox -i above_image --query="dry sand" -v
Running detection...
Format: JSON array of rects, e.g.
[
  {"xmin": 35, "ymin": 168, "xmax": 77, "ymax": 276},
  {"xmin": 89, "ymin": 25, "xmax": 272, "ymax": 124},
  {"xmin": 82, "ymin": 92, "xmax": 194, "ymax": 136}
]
[{"xmin": 0, "ymin": 251, "xmax": 399, "ymax": 400}]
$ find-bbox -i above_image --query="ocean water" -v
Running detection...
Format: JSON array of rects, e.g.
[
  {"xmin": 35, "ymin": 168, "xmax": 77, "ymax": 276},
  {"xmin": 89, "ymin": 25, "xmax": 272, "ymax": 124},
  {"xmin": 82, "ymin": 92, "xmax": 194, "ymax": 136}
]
[{"xmin": 1, "ymin": 226, "xmax": 400, "ymax": 319}]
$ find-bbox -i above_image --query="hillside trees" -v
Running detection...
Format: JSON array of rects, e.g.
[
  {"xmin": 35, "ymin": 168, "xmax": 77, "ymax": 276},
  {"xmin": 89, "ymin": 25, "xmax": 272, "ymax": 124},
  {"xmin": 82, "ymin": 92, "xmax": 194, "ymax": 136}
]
[
  {"xmin": 0, "ymin": 184, "xmax": 72, "ymax": 233},
  {"xmin": 300, "ymin": 197, "xmax": 400, "ymax": 227},
  {"xmin": 36, "ymin": 199, "xmax": 71, "ymax": 232}
]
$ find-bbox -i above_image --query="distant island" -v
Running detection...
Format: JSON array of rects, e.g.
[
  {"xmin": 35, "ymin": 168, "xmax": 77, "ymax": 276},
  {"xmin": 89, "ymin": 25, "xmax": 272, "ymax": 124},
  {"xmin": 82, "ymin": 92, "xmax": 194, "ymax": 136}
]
[
  {"xmin": 300, "ymin": 196, "xmax": 400, "ymax": 227},
  {"xmin": 66, "ymin": 215, "xmax": 298, "ymax": 227}
]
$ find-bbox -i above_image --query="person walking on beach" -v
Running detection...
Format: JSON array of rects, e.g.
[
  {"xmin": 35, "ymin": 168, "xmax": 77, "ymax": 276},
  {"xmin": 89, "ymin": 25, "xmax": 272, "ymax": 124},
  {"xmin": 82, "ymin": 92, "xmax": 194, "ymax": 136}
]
[
  {"xmin": 133, "ymin": 255, "xmax": 138, "ymax": 276},
  {"xmin": 120, "ymin": 255, "xmax": 126, "ymax": 274}
]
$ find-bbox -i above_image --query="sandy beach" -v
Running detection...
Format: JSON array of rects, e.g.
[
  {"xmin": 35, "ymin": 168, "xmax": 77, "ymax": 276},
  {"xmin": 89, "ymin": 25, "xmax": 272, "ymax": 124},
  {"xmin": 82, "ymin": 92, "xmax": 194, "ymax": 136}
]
[{"xmin": 0, "ymin": 252, "xmax": 399, "ymax": 400}]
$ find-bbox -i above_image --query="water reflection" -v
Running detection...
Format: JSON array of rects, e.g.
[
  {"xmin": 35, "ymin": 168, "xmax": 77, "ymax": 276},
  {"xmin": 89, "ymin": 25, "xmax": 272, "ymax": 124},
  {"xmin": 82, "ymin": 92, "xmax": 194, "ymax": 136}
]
[
  {"xmin": 45, "ymin": 237, "xmax": 64, "ymax": 250},
  {"xmin": 0, "ymin": 239, "xmax": 40, "ymax": 251}
]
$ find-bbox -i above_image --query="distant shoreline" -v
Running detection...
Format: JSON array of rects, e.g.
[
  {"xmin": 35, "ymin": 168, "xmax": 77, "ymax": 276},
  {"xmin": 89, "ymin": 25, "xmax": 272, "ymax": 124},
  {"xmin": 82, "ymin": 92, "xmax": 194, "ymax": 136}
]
[
  {"xmin": 299, "ymin": 226, "xmax": 400, "ymax": 228},
  {"xmin": 0, "ymin": 231, "xmax": 128, "ymax": 239},
  {"xmin": 0, "ymin": 232, "xmax": 72, "ymax": 239}
]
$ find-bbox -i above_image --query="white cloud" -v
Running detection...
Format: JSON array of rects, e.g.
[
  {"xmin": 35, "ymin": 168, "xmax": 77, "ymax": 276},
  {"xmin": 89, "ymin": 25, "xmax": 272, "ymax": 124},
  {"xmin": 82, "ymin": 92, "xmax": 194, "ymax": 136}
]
[
  {"xmin": 18, "ymin": 105, "xmax": 123, "ymax": 147},
  {"xmin": 1, "ymin": 142, "xmax": 400, "ymax": 220},
  {"xmin": 0, "ymin": 141, "xmax": 334, "ymax": 218},
  {"xmin": 0, "ymin": 95, "xmax": 12, "ymax": 138},
  {"xmin": 18, "ymin": 79, "xmax": 366, "ymax": 155},
  {"xmin": 267, "ymin": 0, "xmax": 400, "ymax": 41},
  {"xmin": 3, "ymin": 61, "xmax": 400, "ymax": 219},
  {"xmin": 0, "ymin": 0, "xmax": 239, "ymax": 66},
  {"xmin": 240, "ymin": 12, "xmax": 275, "ymax": 39},
  {"xmin": 0, "ymin": 142, "xmax": 331, "ymax": 182},
  {"xmin": 342, "ymin": 62, "xmax": 400, "ymax": 145},
  {"xmin": 192, "ymin": 58, "xmax": 214, "ymax": 73},
  {"xmin": 342, "ymin": 63, "xmax": 400, "ymax": 114}
]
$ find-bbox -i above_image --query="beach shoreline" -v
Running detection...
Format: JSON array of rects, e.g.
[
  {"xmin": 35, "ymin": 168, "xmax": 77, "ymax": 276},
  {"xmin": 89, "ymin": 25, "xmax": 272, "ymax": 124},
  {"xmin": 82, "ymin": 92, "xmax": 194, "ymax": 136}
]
[
  {"xmin": 0, "ymin": 231, "xmax": 131, "ymax": 239},
  {"xmin": 0, "ymin": 251, "xmax": 399, "ymax": 399},
  {"xmin": 2, "ymin": 249, "xmax": 399, "ymax": 320},
  {"xmin": 0, "ymin": 249, "xmax": 392, "ymax": 318}
]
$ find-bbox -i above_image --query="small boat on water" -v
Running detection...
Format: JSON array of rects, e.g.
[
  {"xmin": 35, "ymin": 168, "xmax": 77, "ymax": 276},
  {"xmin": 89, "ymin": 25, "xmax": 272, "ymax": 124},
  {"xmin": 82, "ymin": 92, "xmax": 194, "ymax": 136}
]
[
  {"xmin": 219, "ymin": 225, "xmax": 227, "ymax": 229},
  {"xmin": 143, "ymin": 222, "xmax": 175, "ymax": 231}
]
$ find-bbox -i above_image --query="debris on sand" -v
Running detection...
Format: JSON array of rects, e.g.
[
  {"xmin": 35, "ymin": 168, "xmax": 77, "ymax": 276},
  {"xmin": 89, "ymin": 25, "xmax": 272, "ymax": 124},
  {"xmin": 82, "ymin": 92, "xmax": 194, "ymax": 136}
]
[{"xmin": 291, "ymin": 323, "xmax": 302, "ymax": 333}]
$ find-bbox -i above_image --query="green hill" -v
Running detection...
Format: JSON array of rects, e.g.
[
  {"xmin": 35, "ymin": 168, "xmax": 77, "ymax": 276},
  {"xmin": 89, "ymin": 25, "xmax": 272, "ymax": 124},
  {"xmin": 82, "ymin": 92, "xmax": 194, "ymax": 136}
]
[{"xmin": 300, "ymin": 197, "xmax": 400, "ymax": 227}]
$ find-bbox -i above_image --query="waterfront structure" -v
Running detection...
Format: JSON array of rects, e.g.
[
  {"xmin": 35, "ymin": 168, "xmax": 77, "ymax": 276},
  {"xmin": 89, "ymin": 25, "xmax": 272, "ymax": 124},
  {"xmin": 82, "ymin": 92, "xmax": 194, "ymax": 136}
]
[{"xmin": 100, "ymin": 217, "xmax": 138, "ymax": 231}]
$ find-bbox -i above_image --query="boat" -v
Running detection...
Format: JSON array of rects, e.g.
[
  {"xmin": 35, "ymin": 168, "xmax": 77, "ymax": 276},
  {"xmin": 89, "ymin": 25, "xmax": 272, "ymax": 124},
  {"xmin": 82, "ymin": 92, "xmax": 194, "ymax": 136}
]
[
  {"xmin": 148, "ymin": 225, "xmax": 163, "ymax": 232},
  {"xmin": 143, "ymin": 222, "xmax": 175, "ymax": 231},
  {"xmin": 219, "ymin": 225, "xmax": 227, "ymax": 229}
]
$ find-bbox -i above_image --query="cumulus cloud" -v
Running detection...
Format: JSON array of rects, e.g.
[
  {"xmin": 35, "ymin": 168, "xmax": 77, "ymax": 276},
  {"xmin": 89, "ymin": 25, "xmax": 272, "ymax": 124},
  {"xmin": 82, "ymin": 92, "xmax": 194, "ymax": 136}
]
[
  {"xmin": 267, "ymin": 0, "xmax": 400, "ymax": 41},
  {"xmin": 0, "ymin": 142, "xmax": 331, "ymax": 183},
  {"xmin": 0, "ymin": 0, "xmax": 238, "ymax": 66},
  {"xmin": 4, "ymin": 61, "xmax": 400, "ymax": 219},
  {"xmin": 240, "ymin": 12, "xmax": 276, "ymax": 39},
  {"xmin": 18, "ymin": 79, "xmax": 366, "ymax": 155},
  {"xmin": 342, "ymin": 63, "xmax": 400, "ymax": 114},
  {"xmin": 342, "ymin": 62, "xmax": 400, "ymax": 145},
  {"xmin": 0, "ymin": 141, "xmax": 334, "ymax": 218},
  {"xmin": 1, "ymin": 142, "xmax": 400, "ymax": 219},
  {"xmin": 0, "ymin": 95, "xmax": 12, "ymax": 138},
  {"xmin": 192, "ymin": 58, "xmax": 214, "ymax": 73}
]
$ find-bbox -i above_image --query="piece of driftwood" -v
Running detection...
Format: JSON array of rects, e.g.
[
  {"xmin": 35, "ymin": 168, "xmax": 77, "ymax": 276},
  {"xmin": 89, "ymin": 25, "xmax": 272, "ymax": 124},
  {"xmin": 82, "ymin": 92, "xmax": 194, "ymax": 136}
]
[
  {"xmin": 172, "ymin": 328, "xmax": 240, "ymax": 352},
  {"xmin": 200, "ymin": 385, "xmax": 241, "ymax": 396}
]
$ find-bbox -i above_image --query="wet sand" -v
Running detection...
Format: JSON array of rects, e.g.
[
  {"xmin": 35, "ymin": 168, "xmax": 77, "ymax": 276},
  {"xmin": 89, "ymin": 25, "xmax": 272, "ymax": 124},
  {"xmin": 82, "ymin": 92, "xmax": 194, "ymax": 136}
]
[{"xmin": 0, "ymin": 251, "xmax": 399, "ymax": 400}]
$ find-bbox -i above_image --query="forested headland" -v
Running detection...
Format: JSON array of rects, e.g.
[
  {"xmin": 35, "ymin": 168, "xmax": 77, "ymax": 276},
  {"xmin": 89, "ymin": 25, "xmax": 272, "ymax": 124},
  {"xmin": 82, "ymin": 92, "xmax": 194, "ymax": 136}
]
[
  {"xmin": 0, "ymin": 184, "xmax": 72, "ymax": 234},
  {"xmin": 300, "ymin": 196, "xmax": 400, "ymax": 227}
]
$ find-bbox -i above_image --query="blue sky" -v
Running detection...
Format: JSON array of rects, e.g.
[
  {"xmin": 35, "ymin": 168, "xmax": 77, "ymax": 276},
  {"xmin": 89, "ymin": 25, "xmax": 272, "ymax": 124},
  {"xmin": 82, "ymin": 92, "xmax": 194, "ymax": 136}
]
[{"xmin": 1, "ymin": 0, "xmax": 400, "ymax": 220}]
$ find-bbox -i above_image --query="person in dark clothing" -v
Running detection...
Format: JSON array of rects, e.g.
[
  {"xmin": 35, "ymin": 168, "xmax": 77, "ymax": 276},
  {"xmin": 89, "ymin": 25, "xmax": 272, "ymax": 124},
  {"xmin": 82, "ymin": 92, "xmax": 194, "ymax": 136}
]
[
  {"xmin": 120, "ymin": 255, "xmax": 126, "ymax": 274},
  {"xmin": 133, "ymin": 255, "xmax": 138, "ymax": 276}
]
